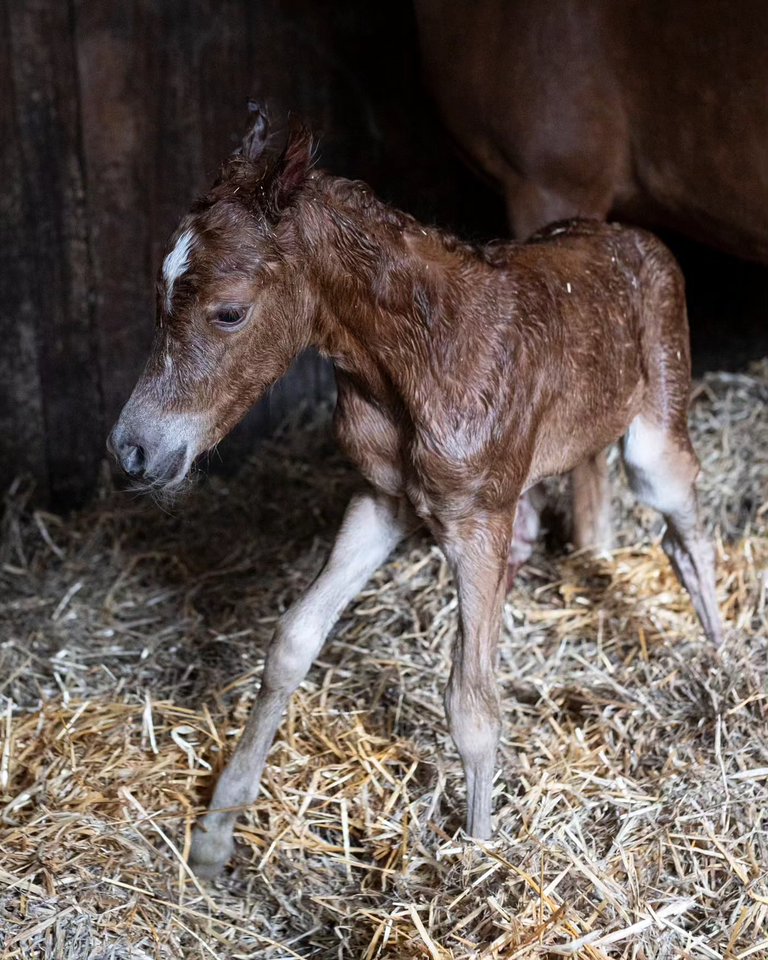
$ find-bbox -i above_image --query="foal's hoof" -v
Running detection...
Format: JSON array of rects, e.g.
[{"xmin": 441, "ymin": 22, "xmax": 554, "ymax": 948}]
[{"xmin": 188, "ymin": 825, "xmax": 235, "ymax": 879}]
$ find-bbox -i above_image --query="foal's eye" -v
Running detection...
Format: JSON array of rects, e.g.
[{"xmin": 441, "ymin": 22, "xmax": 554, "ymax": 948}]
[{"xmin": 213, "ymin": 308, "xmax": 246, "ymax": 328}]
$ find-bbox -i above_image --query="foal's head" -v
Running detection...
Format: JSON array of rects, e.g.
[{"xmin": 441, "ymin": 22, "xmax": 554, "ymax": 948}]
[{"xmin": 108, "ymin": 105, "xmax": 315, "ymax": 489}]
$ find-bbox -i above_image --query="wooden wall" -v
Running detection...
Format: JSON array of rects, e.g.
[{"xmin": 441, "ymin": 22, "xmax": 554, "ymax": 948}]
[{"xmin": 0, "ymin": 0, "xmax": 505, "ymax": 506}]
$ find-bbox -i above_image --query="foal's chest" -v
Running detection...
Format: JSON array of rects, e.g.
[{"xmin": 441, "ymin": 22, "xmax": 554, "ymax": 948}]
[{"xmin": 333, "ymin": 377, "xmax": 405, "ymax": 497}]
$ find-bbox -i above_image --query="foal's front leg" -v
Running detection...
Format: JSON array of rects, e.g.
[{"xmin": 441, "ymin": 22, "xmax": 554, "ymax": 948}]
[
  {"xmin": 439, "ymin": 511, "xmax": 514, "ymax": 838},
  {"xmin": 189, "ymin": 490, "xmax": 417, "ymax": 877}
]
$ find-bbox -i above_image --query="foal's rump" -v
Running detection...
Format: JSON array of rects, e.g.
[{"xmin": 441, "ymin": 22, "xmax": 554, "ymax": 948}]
[{"xmin": 514, "ymin": 220, "xmax": 690, "ymax": 483}]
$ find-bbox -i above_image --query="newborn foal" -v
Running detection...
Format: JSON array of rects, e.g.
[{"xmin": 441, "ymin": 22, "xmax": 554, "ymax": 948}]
[{"xmin": 109, "ymin": 108, "xmax": 722, "ymax": 876}]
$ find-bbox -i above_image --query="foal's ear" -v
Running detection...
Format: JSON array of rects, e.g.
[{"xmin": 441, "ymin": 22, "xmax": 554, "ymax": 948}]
[
  {"xmin": 270, "ymin": 120, "xmax": 314, "ymax": 210},
  {"xmin": 239, "ymin": 100, "xmax": 270, "ymax": 162}
]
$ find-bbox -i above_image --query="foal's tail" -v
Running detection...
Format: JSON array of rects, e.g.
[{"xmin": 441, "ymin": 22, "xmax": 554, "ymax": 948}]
[{"xmin": 633, "ymin": 229, "xmax": 692, "ymax": 432}]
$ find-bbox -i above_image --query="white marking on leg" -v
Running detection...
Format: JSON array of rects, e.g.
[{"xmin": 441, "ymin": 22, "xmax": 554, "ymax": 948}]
[
  {"xmin": 623, "ymin": 416, "xmax": 720, "ymax": 643},
  {"xmin": 276, "ymin": 493, "xmax": 416, "ymax": 653},
  {"xmin": 189, "ymin": 492, "xmax": 418, "ymax": 874},
  {"xmin": 162, "ymin": 228, "xmax": 196, "ymax": 313},
  {"xmin": 624, "ymin": 415, "xmax": 667, "ymax": 465},
  {"xmin": 622, "ymin": 415, "xmax": 690, "ymax": 513}
]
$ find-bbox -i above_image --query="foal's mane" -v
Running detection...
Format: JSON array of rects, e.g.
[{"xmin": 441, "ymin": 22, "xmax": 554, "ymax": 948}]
[
  {"xmin": 300, "ymin": 172, "xmax": 512, "ymax": 275},
  {"xmin": 195, "ymin": 115, "xmax": 512, "ymax": 277}
]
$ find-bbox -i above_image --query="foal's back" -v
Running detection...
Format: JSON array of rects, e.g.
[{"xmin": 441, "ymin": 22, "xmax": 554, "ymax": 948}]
[{"xmin": 405, "ymin": 219, "xmax": 688, "ymax": 486}]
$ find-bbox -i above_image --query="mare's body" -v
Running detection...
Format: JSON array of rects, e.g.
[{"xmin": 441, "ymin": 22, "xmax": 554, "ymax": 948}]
[
  {"xmin": 415, "ymin": 0, "xmax": 768, "ymax": 557},
  {"xmin": 415, "ymin": 0, "xmax": 768, "ymax": 261}
]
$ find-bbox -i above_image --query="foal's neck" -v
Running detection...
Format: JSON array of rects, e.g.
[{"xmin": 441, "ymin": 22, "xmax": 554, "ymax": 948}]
[{"xmin": 297, "ymin": 175, "xmax": 475, "ymax": 390}]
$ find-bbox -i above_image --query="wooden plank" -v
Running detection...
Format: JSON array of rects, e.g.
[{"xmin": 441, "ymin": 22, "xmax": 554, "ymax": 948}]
[
  {"xmin": 73, "ymin": 0, "xmax": 156, "ymax": 433},
  {"xmin": 0, "ymin": 0, "xmax": 47, "ymax": 500},
  {"xmin": 150, "ymin": 0, "xmax": 206, "ymax": 266},
  {"xmin": 196, "ymin": 0, "xmax": 251, "ymax": 180},
  {"xmin": 6, "ymin": 0, "xmax": 102, "ymax": 506}
]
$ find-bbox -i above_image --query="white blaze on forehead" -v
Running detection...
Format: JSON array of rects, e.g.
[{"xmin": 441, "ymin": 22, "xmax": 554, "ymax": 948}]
[{"xmin": 162, "ymin": 228, "xmax": 196, "ymax": 312}]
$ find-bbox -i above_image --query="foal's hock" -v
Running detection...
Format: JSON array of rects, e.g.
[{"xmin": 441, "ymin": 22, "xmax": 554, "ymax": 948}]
[{"xmin": 108, "ymin": 106, "xmax": 722, "ymax": 878}]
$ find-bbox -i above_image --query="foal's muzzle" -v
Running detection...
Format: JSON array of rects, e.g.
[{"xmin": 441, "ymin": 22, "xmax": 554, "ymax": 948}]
[
  {"xmin": 108, "ymin": 436, "xmax": 146, "ymax": 477},
  {"xmin": 107, "ymin": 424, "xmax": 188, "ymax": 485}
]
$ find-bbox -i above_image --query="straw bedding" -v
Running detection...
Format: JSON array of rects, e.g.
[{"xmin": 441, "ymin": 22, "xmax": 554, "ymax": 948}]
[{"xmin": 0, "ymin": 363, "xmax": 766, "ymax": 960}]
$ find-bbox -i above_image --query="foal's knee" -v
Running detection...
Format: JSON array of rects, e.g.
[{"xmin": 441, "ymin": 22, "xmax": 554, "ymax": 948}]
[
  {"xmin": 445, "ymin": 672, "xmax": 501, "ymax": 766},
  {"xmin": 262, "ymin": 614, "xmax": 322, "ymax": 694}
]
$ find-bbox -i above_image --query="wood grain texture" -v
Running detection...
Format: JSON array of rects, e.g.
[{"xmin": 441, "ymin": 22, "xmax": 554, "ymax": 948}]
[
  {"xmin": 74, "ymin": 0, "xmax": 156, "ymax": 432},
  {"xmin": 6, "ymin": 0, "xmax": 103, "ymax": 505},
  {"xmin": 0, "ymin": 0, "xmax": 47, "ymax": 500}
]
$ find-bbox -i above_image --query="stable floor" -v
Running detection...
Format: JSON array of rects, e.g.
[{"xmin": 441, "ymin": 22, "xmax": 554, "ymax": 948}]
[{"xmin": 1, "ymin": 364, "xmax": 766, "ymax": 960}]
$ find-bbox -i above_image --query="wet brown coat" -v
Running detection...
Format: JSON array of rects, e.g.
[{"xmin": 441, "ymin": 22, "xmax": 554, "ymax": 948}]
[
  {"xmin": 109, "ymin": 120, "xmax": 720, "ymax": 875},
  {"xmin": 320, "ymin": 206, "xmax": 681, "ymax": 527}
]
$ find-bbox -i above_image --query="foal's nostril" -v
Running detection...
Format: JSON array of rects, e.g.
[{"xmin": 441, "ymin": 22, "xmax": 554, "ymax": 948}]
[{"xmin": 122, "ymin": 444, "xmax": 146, "ymax": 477}]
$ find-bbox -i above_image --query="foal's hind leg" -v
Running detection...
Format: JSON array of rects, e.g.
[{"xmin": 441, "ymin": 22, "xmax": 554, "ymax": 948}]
[
  {"xmin": 621, "ymin": 415, "xmax": 722, "ymax": 644},
  {"xmin": 506, "ymin": 449, "xmax": 612, "ymax": 591},
  {"xmin": 572, "ymin": 449, "xmax": 612, "ymax": 552},
  {"xmin": 506, "ymin": 487, "xmax": 544, "ymax": 587}
]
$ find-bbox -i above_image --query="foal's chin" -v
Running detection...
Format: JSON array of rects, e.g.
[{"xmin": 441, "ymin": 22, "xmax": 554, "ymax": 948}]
[
  {"xmin": 129, "ymin": 452, "xmax": 200, "ymax": 503},
  {"xmin": 129, "ymin": 471, "xmax": 193, "ymax": 504}
]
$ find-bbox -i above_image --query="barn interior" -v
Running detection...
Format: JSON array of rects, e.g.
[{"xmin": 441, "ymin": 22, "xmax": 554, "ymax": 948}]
[{"xmin": 1, "ymin": 2, "xmax": 767, "ymax": 959}]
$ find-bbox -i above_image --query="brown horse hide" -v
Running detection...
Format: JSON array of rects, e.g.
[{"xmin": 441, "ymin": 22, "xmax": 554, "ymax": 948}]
[{"xmin": 415, "ymin": 0, "xmax": 768, "ymax": 259}]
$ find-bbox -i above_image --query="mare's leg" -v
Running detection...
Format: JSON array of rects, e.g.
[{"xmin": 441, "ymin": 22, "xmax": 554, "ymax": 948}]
[
  {"xmin": 572, "ymin": 449, "xmax": 612, "ymax": 552},
  {"xmin": 621, "ymin": 415, "xmax": 722, "ymax": 645},
  {"xmin": 189, "ymin": 490, "xmax": 418, "ymax": 877},
  {"xmin": 439, "ymin": 512, "xmax": 514, "ymax": 837}
]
